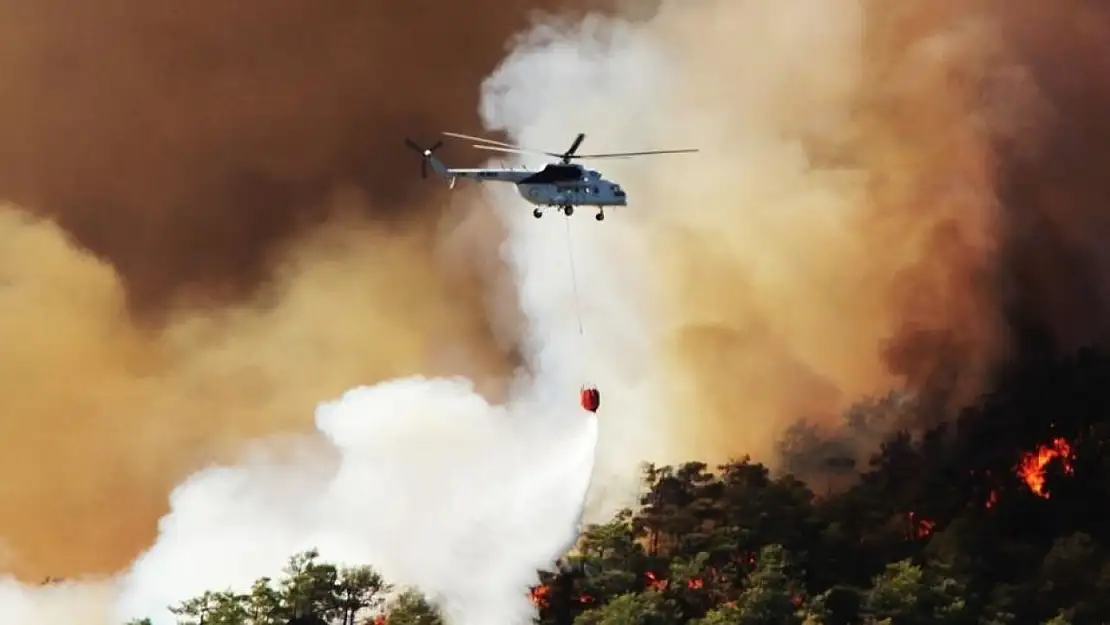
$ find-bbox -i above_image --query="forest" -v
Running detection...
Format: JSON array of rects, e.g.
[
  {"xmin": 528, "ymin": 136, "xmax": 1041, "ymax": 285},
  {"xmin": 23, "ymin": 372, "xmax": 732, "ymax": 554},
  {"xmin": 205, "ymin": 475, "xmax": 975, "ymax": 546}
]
[{"xmin": 127, "ymin": 345, "xmax": 1110, "ymax": 625}]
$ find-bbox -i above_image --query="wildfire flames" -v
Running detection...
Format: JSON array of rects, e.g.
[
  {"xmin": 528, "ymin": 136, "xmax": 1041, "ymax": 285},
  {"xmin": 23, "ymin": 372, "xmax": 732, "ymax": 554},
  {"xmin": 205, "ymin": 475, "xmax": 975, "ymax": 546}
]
[
  {"xmin": 645, "ymin": 571, "xmax": 667, "ymax": 592},
  {"xmin": 529, "ymin": 583, "xmax": 551, "ymax": 608},
  {"xmin": 529, "ymin": 570, "xmax": 712, "ymax": 610},
  {"xmin": 906, "ymin": 511, "xmax": 936, "ymax": 539},
  {"xmin": 526, "ymin": 439, "xmax": 1080, "ymax": 614},
  {"xmin": 1017, "ymin": 437, "xmax": 1074, "ymax": 499}
]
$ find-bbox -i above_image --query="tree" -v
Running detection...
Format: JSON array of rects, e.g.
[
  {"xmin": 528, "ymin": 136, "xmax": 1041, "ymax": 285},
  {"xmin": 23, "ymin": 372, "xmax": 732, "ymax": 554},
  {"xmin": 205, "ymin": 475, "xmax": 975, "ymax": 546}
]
[
  {"xmin": 334, "ymin": 566, "xmax": 390, "ymax": 624},
  {"xmin": 385, "ymin": 590, "xmax": 444, "ymax": 625},
  {"xmin": 155, "ymin": 551, "xmax": 391, "ymax": 625},
  {"xmin": 692, "ymin": 603, "xmax": 744, "ymax": 625},
  {"xmin": 729, "ymin": 544, "xmax": 804, "ymax": 625},
  {"xmin": 862, "ymin": 559, "xmax": 973, "ymax": 625},
  {"xmin": 574, "ymin": 591, "xmax": 679, "ymax": 625},
  {"xmin": 132, "ymin": 347, "xmax": 1110, "ymax": 625}
]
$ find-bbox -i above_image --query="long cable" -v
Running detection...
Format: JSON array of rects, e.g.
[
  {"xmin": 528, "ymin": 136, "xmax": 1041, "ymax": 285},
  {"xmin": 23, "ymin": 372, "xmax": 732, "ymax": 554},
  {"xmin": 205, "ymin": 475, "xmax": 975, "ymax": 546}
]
[{"xmin": 564, "ymin": 215, "xmax": 585, "ymax": 335}]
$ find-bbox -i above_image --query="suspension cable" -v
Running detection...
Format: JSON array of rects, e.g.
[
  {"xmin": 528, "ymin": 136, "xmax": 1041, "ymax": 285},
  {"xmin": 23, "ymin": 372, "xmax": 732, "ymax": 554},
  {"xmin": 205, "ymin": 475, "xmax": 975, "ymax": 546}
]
[{"xmin": 564, "ymin": 216, "xmax": 584, "ymax": 335}]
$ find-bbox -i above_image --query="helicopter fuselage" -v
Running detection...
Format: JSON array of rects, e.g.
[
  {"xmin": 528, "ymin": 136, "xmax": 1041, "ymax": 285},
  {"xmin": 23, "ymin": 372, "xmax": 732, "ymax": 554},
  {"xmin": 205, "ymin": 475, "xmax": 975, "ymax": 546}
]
[
  {"xmin": 516, "ymin": 181, "xmax": 626, "ymax": 208},
  {"xmin": 444, "ymin": 163, "xmax": 628, "ymax": 209}
]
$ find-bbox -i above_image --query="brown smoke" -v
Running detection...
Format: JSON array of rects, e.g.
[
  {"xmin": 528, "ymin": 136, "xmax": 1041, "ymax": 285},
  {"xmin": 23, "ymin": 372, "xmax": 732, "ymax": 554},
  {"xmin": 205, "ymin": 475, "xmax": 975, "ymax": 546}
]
[
  {"xmin": 591, "ymin": 0, "xmax": 1110, "ymax": 467},
  {"xmin": 0, "ymin": 0, "xmax": 612, "ymax": 581},
  {"xmin": 0, "ymin": 195, "xmax": 510, "ymax": 580},
  {"xmin": 0, "ymin": 0, "xmax": 609, "ymax": 309}
]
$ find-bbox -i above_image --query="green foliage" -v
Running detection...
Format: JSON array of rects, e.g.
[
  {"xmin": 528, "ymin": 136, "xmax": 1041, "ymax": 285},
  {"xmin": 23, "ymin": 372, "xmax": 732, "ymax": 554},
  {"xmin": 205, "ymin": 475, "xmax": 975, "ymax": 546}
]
[
  {"xmin": 384, "ymin": 590, "xmax": 444, "ymax": 625},
  {"xmin": 157, "ymin": 550, "xmax": 409, "ymax": 625},
  {"xmin": 574, "ymin": 591, "xmax": 678, "ymax": 625},
  {"xmin": 138, "ymin": 349, "xmax": 1110, "ymax": 625}
]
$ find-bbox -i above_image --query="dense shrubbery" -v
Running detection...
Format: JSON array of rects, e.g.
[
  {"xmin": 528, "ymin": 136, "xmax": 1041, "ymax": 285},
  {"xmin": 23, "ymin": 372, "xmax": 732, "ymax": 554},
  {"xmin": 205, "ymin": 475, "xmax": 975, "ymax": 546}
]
[{"xmin": 140, "ymin": 348, "xmax": 1110, "ymax": 624}]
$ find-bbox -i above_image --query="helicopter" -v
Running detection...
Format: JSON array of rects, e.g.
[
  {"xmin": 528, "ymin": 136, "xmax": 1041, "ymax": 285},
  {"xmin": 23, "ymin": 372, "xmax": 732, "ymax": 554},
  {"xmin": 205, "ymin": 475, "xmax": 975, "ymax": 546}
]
[{"xmin": 404, "ymin": 131, "xmax": 698, "ymax": 221}]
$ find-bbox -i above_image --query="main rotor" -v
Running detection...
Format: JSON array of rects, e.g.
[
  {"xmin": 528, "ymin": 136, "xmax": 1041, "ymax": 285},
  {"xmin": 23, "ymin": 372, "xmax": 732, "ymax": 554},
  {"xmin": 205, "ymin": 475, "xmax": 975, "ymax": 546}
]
[{"xmin": 441, "ymin": 131, "xmax": 698, "ymax": 163}]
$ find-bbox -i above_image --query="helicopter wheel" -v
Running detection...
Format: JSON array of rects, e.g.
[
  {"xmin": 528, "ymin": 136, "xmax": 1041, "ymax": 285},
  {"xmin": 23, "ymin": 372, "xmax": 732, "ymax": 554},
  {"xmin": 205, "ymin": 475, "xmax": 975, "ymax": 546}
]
[
  {"xmin": 595, "ymin": 210, "xmax": 605, "ymax": 221},
  {"xmin": 532, "ymin": 208, "xmax": 542, "ymax": 219},
  {"xmin": 563, "ymin": 205, "xmax": 574, "ymax": 217}
]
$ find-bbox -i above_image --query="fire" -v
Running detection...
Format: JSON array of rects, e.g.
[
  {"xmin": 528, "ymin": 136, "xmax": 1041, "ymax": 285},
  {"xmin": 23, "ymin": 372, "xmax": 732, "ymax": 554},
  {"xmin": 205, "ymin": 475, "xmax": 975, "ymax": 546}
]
[
  {"xmin": 645, "ymin": 571, "xmax": 668, "ymax": 591},
  {"xmin": 905, "ymin": 511, "xmax": 935, "ymax": 539},
  {"xmin": 985, "ymin": 489, "xmax": 998, "ymax": 509},
  {"xmin": 1017, "ymin": 438, "xmax": 1074, "ymax": 498},
  {"xmin": 731, "ymin": 552, "xmax": 757, "ymax": 566},
  {"xmin": 529, "ymin": 584, "xmax": 551, "ymax": 608},
  {"xmin": 687, "ymin": 578, "xmax": 704, "ymax": 589}
]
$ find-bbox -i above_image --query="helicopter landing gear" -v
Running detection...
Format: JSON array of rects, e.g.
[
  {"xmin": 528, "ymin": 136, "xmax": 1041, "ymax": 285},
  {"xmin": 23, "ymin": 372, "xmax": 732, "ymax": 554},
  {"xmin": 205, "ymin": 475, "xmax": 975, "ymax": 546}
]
[
  {"xmin": 562, "ymin": 205, "xmax": 574, "ymax": 217},
  {"xmin": 533, "ymin": 208, "xmax": 543, "ymax": 219},
  {"xmin": 595, "ymin": 210, "xmax": 605, "ymax": 221}
]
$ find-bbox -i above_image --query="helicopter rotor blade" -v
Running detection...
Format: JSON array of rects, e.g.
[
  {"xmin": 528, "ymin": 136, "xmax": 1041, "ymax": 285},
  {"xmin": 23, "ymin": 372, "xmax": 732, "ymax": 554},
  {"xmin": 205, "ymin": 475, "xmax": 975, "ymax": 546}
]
[
  {"xmin": 442, "ymin": 131, "xmax": 518, "ymax": 148},
  {"xmin": 572, "ymin": 149, "xmax": 700, "ymax": 158},
  {"xmin": 470, "ymin": 144, "xmax": 563, "ymax": 159},
  {"xmin": 561, "ymin": 133, "xmax": 586, "ymax": 161}
]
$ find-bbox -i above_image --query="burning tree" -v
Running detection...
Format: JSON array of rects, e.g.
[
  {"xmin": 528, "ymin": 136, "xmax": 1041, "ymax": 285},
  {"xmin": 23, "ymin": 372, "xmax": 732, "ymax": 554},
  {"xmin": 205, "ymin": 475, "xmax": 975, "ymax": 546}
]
[{"xmin": 1016, "ymin": 437, "xmax": 1075, "ymax": 499}]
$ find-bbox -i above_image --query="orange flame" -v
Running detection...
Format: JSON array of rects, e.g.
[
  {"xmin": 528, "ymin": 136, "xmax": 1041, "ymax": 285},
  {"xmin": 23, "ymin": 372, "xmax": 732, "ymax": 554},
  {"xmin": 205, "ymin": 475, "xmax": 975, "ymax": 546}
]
[
  {"xmin": 1017, "ymin": 438, "xmax": 1074, "ymax": 498},
  {"xmin": 529, "ymin": 584, "xmax": 551, "ymax": 608},
  {"xmin": 687, "ymin": 578, "xmax": 704, "ymax": 589},
  {"xmin": 645, "ymin": 571, "xmax": 668, "ymax": 591}
]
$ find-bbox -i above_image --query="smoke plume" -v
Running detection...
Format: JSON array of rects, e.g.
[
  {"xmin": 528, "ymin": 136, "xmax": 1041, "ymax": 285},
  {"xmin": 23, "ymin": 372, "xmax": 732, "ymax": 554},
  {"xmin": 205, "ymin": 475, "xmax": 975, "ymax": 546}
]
[
  {"xmin": 7, "ymin": 0, "xmax": 1110, "ymax": 623},
  {"xmin": 0, "ymin": 199, "xmax": 516, "ymax": 579},
  {"xmin": 0, "ymin": 0, "xmax": 617, "ymax": 580},
  {"xmin": 486, "ymin": 0, "xmax": 1110, "ymax": 469},
  {"xmin": 0, "ymin": 0, "xmax": 609, "ymax": 309}
]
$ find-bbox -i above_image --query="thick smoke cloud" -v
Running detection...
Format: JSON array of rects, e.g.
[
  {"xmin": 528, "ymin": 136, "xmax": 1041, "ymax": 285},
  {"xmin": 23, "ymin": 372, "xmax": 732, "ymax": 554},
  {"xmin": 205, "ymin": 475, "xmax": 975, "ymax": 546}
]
[
  {"xmin": 0, "ymin": 0, "xmax": 608, "ymax": 308},
  {"xmin": 0, "ymin": 0, "xmax": 613, "ymax": 580},
  {"xmin": 6, "ymin": 0, "xmax": 1110, "ymax": 622},
  {"xmin": 0, "ymin": 201, "xmax": 517, "ymax": 580},
  {"xmin": 483, "ymin": 0, "xmax": 1110, "ymax": 469}
]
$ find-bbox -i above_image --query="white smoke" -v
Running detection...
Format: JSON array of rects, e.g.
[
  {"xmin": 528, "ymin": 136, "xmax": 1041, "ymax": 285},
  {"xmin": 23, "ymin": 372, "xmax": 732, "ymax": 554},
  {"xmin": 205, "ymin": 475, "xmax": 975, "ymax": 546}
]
[
  {"xmin": 481, "ymin": 14, "xmax": 689, "ymax": 523},
  {"xmin": 0, "ymin": 8, "xmax": 696, "ymax": 625},
  {"xmin": 111, "ymin": 375, "xmax": 599, "ymax": 625}
]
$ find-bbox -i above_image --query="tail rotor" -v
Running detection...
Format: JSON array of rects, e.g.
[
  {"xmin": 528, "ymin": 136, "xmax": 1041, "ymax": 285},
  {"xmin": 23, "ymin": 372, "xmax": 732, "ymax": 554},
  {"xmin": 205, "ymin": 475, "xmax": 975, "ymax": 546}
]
[{"xmin": 404, "ymin": 138, "xmax": 444, "ymax": 179}]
